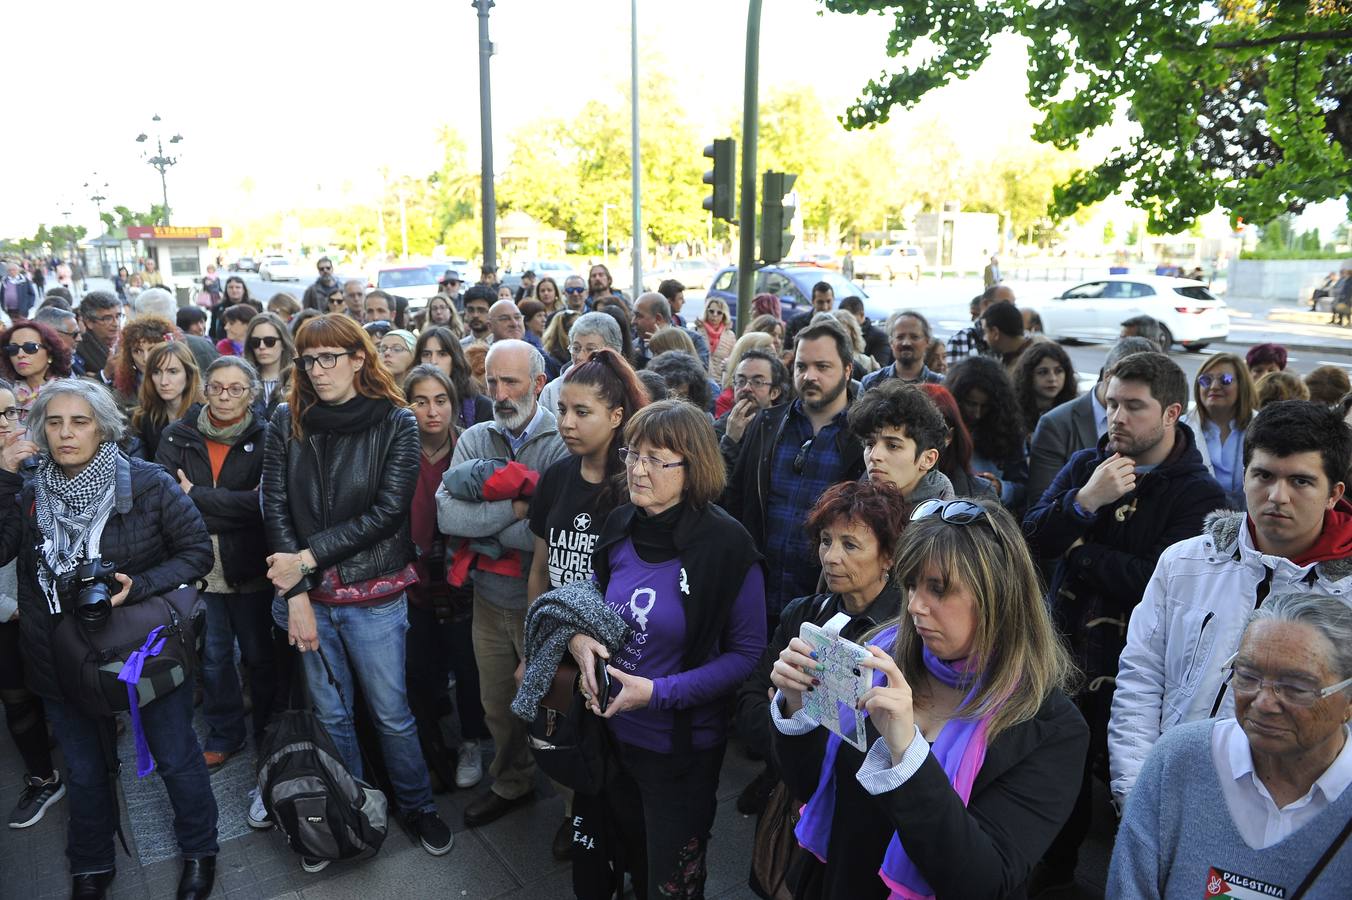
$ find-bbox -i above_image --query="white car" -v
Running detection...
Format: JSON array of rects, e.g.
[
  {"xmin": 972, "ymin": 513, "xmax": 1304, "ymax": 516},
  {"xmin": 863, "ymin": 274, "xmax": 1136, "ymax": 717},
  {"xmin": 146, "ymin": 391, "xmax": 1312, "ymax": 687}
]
[
  {"xmin": 1039, "ymin": 275, "xmax": 1229, "ymax": 351},
  {"xmin": 853, "ymin": 245, "xmax": 923, "ymax": 282},
  {"xmin": 513, "ymin": 259, "xmax": 579, "ymax": 286},
  {"xmin": 374, "ymin": 265, "xmax": 442, "ymax": 312},
  {"xmin": 259, "ymin": 257, "xmax": 300, "ymax": 281}
]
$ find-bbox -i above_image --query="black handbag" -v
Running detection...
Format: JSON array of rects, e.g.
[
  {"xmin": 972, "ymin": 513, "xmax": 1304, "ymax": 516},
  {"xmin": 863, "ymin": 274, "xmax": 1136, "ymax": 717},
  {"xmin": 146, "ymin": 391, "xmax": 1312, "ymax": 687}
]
[
  {"xmin": 526, "ymin": 658, "xmax": 615, "ymax": 795},
  {"xmin": 50, "ymin": 584, "xmax": 200, "ymax": 718}
]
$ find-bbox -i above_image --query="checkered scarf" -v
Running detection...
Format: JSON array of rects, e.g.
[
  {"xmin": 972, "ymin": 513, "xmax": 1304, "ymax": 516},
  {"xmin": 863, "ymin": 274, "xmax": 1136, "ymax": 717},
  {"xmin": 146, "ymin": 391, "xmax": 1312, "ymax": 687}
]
[{"xmin": 34, "ymin": 441, "xmax": 118, "ymax": 613}]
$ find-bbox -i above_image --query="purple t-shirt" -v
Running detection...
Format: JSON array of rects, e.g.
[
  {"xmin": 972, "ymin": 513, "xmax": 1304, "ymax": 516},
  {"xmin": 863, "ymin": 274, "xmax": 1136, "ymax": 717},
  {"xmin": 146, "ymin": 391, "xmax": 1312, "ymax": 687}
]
[{"xmin": 602, "ymin": 539, "xmax": 766, "ymax": 753}]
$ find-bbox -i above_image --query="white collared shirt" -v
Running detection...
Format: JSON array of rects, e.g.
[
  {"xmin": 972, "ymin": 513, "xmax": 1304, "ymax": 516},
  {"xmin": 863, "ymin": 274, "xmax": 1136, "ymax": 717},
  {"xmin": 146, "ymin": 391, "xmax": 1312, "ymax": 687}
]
[
  {"xmin": 1211, "ymin": 717, "xmax": 1352, "ymax": 849},
  {"xmin": 1090, "ymin": 387, "xmax": 1108, "ymax": 439}
]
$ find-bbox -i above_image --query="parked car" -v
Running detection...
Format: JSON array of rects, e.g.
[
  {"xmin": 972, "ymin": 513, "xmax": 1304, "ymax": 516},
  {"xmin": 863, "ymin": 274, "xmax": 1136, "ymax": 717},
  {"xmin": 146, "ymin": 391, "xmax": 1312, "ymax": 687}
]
[
  {"xmin": 259, "ymin": 256, "xmax": 300, "ymax": 281},
  {"xmin": 785, "ymin": 252, "xmax": 839, "ymax": 271},
  {"xmin": 853, "ymin": 244, "xmax": 923, "ymax": 282},
  {"xmin": 511, "ymin": 259, "xmax": 579, "ymax": 285},
  {"xmin": 704, "ymin": 265, "xmax": 879, "ymax": 327},
  {"xmin": 229, "ymin": 257, "xmax": 258, "ymax": 273},
  {"xmin": 373, "ymin": 265, "xmax": 442, "ymax": 312},
  {"xmin": 1039, "ymin": 275, "xmax": 1229, "ymax": 351}
]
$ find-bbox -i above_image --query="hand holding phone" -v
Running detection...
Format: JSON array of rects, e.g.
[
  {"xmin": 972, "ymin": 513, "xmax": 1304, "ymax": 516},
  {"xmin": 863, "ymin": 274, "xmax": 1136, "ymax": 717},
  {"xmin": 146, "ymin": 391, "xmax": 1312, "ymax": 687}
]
[{"xmin": 593, "ymin": 656, "xmax": 612, "ymax": 712}]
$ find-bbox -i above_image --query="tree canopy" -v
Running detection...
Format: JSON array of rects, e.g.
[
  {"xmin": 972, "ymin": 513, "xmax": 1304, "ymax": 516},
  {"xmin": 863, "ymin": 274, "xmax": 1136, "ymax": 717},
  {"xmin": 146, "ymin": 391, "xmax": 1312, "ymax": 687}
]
[{"xmin": 824, "ymin": 0, "xmax": 1352, "ymax": 232}]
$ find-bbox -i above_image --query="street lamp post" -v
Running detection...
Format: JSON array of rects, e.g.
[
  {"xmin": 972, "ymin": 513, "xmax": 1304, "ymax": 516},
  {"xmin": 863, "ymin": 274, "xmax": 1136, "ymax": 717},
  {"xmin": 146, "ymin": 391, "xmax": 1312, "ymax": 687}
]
[
  {"xmin": 473, "ymin": 0, "xmax": 498, "ymax": 271},
  {"xmin": 135, "ymin": 114, "xmax": 183, "ymax": 226},
  {"xmin": 85, "ymin": 175, "xmax": 109, "ymax": 276},
  {"xmin": 629, "ymin": 0, "xmax": 643, "ymax": 296}
]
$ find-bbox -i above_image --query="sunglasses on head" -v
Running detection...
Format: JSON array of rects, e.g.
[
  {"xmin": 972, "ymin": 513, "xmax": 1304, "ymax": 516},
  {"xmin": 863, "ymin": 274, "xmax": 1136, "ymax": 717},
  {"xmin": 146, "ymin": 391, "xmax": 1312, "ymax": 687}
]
[
  {"xmin": 247, "ymin": 336, "xmax": 280, "ymax": 349},
  {"xmin": 909, "ymin": 498, "xmax": 994, "ymax": 527},
  {"xmin": 792, "ymin": 437, "xmax": 814, "ymax": 475},
  {"xmin": 1197, "ymin": 373, "xmax": 1235, "ymax": 389},
  {"xmin": 2, "ymin": 342, "xmax": 44, "ymax": 356}
]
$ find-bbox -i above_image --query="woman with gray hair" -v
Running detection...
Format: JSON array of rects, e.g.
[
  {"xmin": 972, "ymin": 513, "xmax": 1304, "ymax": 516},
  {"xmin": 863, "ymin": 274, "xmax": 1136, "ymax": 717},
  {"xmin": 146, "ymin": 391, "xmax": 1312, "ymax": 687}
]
[
  {"xmin": 1110, "ymin": 591, "xmax": 1352, "ymax": 897},
  {"xmin": 156, "ymin": 357, "xmax": 278, "ymax": 783},
  {"xmin": 538, "ymin": 310, "xmax": 623, "ymax": 419},
  {"xmin": 0, "ymin": 377, "xmax": 217, "ymax": 899}
]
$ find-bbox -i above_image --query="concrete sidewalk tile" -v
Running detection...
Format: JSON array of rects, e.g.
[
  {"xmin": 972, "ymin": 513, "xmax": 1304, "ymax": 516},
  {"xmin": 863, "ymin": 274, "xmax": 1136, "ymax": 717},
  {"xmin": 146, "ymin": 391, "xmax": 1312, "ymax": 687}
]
[
  {"xmin": 473, "ymin": 792, "xmax": 569, "ymax": 883},
  {"xmin": 703, "ymin": 796, "xmax": 758, "ymax": 898},
  {"xmin": 297, "ymin": 832, "xmax": 518, "ymax": 900},
  {"xmin": 489, "ymin": 865, "xmax": 574, "ymax": 898}
]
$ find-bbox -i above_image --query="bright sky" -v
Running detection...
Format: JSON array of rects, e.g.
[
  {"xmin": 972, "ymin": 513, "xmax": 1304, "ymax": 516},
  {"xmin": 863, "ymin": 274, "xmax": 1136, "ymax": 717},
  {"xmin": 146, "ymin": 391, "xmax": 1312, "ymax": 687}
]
[{"xmin": 5, "ymin": 0, "xmax": 1341, "ymax": 239}]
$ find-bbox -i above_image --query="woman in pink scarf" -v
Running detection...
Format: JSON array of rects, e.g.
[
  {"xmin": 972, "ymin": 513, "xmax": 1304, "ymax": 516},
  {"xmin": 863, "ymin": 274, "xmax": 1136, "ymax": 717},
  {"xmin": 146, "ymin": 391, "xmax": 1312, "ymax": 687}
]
[
  {"xmin": 696, "ymin": 296, "xmax": 733, "ymax": 381},
  {"xmin": 768, "ymin": 499, "xmax": 1087, "ymax": 899}
]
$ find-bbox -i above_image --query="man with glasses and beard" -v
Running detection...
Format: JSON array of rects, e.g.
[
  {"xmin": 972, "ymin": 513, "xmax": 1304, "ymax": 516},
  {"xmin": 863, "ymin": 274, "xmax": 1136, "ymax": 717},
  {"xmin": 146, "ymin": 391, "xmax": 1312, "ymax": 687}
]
[
  {"xmin": 435, "ymin": 340, "xmax": 568, "ymax": 831},
  {"xmin": 724, "ymin": 320, "xmax": 863, "ymax": 630},
  {"xmin": 562, "ymin": 275, "xmax": 588, "ymax": 313},
  {"xmin": 715, "ymin": 348, "xmax": 790, "ymax": 470},
  {"xmin": 301, "ymin": 257, "xmax": 340, "ymax": 311},
  {"xmin": 1021, "ymin": 351, "xmax": 1224, "ymax": 894}
]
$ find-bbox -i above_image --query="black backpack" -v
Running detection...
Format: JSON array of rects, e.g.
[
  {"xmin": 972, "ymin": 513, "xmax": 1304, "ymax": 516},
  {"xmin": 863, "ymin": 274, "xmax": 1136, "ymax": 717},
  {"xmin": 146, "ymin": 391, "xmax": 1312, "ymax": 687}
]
[{"xmin": 255, "ymin": 649, "xmax": 388, "ymax": 862}]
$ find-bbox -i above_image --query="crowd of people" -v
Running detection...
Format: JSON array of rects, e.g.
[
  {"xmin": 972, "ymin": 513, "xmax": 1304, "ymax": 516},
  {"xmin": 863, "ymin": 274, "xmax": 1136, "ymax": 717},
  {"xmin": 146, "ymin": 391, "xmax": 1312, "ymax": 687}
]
[{"xmin": 0, "ymin": 254, "xmax": 1349, "ymax": 900}]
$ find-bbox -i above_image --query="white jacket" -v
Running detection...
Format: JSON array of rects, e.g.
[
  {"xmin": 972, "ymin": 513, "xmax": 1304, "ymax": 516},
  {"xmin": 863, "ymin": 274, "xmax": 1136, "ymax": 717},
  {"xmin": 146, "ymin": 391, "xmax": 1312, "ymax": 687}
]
[{"xmin": 1107, "ymin": 508, "xmax": 1352, "ymax": 806}]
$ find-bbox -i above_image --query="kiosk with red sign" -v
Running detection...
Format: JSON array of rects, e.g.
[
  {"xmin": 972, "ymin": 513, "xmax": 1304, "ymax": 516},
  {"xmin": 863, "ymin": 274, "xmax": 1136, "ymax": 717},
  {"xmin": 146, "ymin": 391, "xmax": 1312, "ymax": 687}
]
[{"xmin": 126, "ymin": 225, "xmax": 223, "ymax": 303}]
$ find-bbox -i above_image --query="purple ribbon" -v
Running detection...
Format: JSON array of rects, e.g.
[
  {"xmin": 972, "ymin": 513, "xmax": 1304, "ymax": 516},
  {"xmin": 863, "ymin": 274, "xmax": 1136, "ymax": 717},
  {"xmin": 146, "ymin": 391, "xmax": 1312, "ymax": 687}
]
[{"xmin": 118, "ymin": 626, "xmax": 166, "ymax": 777}]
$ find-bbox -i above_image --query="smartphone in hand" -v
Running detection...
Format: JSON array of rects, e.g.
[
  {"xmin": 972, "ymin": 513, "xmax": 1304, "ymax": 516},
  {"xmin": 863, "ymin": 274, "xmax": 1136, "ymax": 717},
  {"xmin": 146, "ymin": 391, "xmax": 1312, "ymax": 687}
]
[{"xmin": 593, "ymin": 656, "xmax": 612, "ymax": 711}]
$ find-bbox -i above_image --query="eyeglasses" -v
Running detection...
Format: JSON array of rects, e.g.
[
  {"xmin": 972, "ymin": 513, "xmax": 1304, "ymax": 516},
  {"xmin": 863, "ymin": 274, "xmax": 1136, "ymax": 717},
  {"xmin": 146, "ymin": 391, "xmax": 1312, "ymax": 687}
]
[
  {"xmin": 380, "ymin": 343, "xmax": 411, "ymax": 354},
  {"xmin": 910, "ymin": 498, "xmax": 995, "ymax": 528},
  {"xmin": 296, "ymin": 351, "xmax": 353, "ymax": 371},
  {"xmin": 205, "ymin": 383, "xmax": 249, "ymax": 398},
  {"xmin": 0, "ymin": 406, "xmax": 27, "ymax": 422},
  {"xmin": 619, "ymin": 448, "xmax": 686, "ymax": 471},
  {"xmin": 3, "ymin": 342, "xmax": 44, "ymax": 356},
  {"xmin": 318, "ymin": 265, "xmax": 333, "ymax": 273},
  {"xmin": 570, "ymin": 344, "xmax": 604, "ymax": 357},
  {"xmin": 564, "ymin": 287, "xmax": 586, "ymax": 295},
  {"xmin": 733, "ymin": 376, "xmax": 771, "ymax": 390},
  {"xmin": 1220, "ymin": 652, "xmax": 1352, "ymax": 708},
  {"xmin": 491, "ymin": 313, "xmax": 524, "ymax": 324},
  {"xmin": 247, "ymin": 336, "xmax": 281, "ymax": 350},
  {"xmin": 88, "ymin": 313, "xmax": 122, "ymax": 325},
  {"xmin": 793, "ymin": 438, "xmax": 814, "ymax": 475},
  {"xmin": 328, "ymin": 296, "xmax": 346, "ymax": 305},
  {"xmin": 1197, "ymin": 373, "xmax": 1235, "ymax": 389}
]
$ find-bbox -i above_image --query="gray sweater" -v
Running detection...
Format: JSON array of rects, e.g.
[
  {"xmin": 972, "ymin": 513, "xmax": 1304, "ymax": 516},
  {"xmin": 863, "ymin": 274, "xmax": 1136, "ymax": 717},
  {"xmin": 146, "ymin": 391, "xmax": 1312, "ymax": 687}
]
[
  {"xmin": 1109, "ymin": 719, "xmax": 1352, "ymax": 898},
  {"xmin": 435, "ymin": 408, "xmax": 568, "ymax": 609}
]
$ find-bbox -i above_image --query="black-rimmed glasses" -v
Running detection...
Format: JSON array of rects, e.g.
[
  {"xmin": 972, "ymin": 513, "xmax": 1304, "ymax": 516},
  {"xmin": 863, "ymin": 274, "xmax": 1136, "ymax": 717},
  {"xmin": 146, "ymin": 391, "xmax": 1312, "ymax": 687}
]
[
  {"xmin": 296, "ymin": 351, "xmax": 353, "ymax": 371},
  {"xmin": 247, "ymin": 336, "xmax": 280, "ymax": 350},
  {"xmin": 909, "ymin": 498, "xmax": 994, "ymax": 527},
  {"xmin": 0, "ymin": 406, "xmax": 26, "ymax": 422},
  {"xmin": 205, "ymin": 383, "xmax": 249, "ymax": 398}
]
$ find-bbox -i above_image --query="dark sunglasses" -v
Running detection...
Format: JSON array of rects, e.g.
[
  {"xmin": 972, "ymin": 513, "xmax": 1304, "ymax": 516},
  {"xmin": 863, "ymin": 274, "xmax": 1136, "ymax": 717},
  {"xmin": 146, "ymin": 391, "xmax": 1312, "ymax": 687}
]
[
  {"xmin": 792, "ymin": 437, "xmax": 814, "ymax": 475},
  {"xmin": 564, "ymin": 286, "xmax": 586, "ymax": 295},
  {"xmin": 1197, "ymin": 373, "xmax": 1235, "ymax": 389},
  {"xmin": 318, "ymin": 265, "xmax": 333, "ymax": 273},
  {"xmin": 2, "ymin": 342, "xmax": 44, "ymax": 356},
  {"xmin": 909, "ymin": 499, "xmax": 993, "ymax": 527},
  {"xmin": 247, "ymin": 336, "xmax": 281, "ymax": 349}
]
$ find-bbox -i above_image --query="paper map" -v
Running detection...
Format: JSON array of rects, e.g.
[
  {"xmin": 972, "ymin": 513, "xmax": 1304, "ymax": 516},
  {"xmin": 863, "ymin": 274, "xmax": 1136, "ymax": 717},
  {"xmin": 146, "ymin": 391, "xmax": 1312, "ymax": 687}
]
[{"xmin": 799, "ymin": 613, "xmax": 874, "ymax": 751}]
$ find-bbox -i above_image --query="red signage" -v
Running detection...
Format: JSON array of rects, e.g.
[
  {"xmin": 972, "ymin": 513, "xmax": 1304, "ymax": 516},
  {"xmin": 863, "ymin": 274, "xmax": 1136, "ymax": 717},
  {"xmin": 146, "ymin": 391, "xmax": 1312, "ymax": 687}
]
[{"xmin": 126, "ymin": 226, "xmax": 223, "ymax": 240}]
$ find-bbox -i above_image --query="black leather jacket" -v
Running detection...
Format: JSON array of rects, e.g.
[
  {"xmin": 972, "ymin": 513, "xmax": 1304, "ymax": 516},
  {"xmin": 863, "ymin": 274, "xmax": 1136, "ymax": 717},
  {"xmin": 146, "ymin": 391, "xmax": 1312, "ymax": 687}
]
[{"xmin": 261, "ymin": 401, "xmax": 420, "ymax": 597}]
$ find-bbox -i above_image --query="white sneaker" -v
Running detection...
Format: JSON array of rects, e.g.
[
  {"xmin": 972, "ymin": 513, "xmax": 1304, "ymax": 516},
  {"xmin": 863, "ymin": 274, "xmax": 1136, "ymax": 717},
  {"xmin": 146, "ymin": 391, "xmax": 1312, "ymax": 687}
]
[
  {"xmin": 455, "ymin": 740, "xmax": 484, "ymax": 789},
  {"xmin": 247, "ymin": 787, "xmax": 272, "ymax": 831},
  {"xmin": 301, "ymin": 857, "xmax": 331, "ymax": 874}
]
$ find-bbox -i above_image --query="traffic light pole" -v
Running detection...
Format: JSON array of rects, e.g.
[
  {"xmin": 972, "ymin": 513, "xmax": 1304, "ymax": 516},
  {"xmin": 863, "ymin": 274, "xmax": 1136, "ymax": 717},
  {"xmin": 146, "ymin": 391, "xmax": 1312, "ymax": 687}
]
[
  {"xmin": 736, "ymin": 0, "xmax": 762, "ymax": 330},
  {"xmin": 475, "ymin": 0, "xmax": 498, "ymax": 271}
]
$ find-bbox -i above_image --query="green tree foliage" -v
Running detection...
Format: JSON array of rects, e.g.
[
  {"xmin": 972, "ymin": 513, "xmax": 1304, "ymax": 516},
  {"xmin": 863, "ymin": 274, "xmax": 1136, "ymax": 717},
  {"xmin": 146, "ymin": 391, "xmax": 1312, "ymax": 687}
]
[
  {"xmin": 824, "ymin": 0, "xmax": 1352, "ymax": 232},
  {"xmin": 99, "ymin": 205, "xmax": 168, "ymax": 231}
]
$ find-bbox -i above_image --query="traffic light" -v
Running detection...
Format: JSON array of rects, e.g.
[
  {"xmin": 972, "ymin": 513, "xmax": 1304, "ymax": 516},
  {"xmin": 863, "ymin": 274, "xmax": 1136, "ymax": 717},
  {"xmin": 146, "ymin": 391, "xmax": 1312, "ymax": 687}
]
[
  {"xmin": 760, "ymin": 170, "xmax": 797, "ymax": 264},
  {"xmin": 702, "ymin": 138, "xmax": 736, "ymax": 222}
]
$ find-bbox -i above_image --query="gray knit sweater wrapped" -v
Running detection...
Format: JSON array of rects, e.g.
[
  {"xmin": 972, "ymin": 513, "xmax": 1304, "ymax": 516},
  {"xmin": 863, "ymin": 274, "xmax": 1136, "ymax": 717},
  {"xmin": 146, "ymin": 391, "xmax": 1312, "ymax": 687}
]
[{"xmin": 511, "ymin": 579, "xmax": 632, "ymax": 722}]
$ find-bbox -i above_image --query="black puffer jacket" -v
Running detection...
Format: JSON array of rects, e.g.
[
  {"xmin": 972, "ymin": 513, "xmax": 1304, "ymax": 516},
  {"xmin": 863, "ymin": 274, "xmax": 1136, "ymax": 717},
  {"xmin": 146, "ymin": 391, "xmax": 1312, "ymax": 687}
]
[
  {"xmin": 0, "ymin": 452, "xmax": 213, "ymax": 701},
  {"xmin": 261, "ymin": 401, "xmax": 419, "ymax": 598},
  {"xmin": 156, "ymin": 403, "xmax": 269, "ymax": 587}
]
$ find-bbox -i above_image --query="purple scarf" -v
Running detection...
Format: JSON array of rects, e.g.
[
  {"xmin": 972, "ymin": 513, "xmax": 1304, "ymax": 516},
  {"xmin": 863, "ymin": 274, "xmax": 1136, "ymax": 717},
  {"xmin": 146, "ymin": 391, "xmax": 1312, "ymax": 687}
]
[
  {"xmin": 119, "ymin": 626, "xmax": 167, "ymax": 777},
  {"xmin": 794, "ymin": 626, "xmax": 994, "ymax": 899}
]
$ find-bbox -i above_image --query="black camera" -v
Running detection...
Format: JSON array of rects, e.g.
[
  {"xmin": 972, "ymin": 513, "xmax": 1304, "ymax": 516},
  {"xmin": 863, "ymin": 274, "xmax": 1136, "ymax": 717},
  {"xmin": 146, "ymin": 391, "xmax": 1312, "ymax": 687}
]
[{"xmin": 58, "ymin": 558, "xmax": 119, "ymax": 633}]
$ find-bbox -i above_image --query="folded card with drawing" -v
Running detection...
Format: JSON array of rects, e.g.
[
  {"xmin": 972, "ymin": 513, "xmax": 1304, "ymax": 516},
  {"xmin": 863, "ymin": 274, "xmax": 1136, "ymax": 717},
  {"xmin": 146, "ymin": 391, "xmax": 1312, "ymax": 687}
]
[{"xmin": 799, "ymin": 613, "xmax": 874, "ymax": 751}]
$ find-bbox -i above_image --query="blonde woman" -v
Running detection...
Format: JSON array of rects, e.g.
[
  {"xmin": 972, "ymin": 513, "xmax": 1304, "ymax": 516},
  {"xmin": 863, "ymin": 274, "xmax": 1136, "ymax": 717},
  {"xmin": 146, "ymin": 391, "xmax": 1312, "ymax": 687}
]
[
  {"xmin": 696, "ymin": 297, "xmax": 733, "ymax": 381},
  {"xmin": 1182, "ymin": 352, "xmax": 1257, "ymax": 509}
]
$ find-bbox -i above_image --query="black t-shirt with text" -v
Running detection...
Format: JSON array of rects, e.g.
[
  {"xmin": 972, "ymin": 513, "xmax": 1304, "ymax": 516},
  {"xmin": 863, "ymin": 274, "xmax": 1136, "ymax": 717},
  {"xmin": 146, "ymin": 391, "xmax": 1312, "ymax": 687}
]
[{"xmin": 529, "ymin": 455, "xmax": 607, "ymax": 588}]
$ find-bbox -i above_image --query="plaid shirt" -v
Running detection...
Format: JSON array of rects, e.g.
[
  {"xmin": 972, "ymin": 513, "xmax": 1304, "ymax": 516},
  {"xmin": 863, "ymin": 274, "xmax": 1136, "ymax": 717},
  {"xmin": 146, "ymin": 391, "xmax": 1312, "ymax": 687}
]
[
  {"xmin": 762, "ymin": 400, "xmax": 852, "ymax": 617},
  {"xmin": 945, "ymin": 324, "xmax": 990, "ymax": 364}
]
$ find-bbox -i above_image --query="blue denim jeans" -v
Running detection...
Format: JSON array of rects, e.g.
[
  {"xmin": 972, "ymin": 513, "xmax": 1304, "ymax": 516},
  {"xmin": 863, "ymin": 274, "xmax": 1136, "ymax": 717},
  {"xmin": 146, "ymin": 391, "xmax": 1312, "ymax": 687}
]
[
  {"xmin": 46, "ymin": 685, "xmax": 219, "ymax": 874},
  {"xmin": 294, "ymin": 594, "xmax": 435, "ymax": 815},
  {"xmin": 202, "ymin": 590, "xmax": 278, "ymax": 753}
]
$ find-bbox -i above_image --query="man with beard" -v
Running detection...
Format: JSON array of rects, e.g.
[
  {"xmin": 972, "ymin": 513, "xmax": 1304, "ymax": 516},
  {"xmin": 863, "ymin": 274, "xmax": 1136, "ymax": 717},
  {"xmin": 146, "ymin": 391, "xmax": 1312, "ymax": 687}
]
[
  {"xmin": 1021, "ymin": 351, "xmax": 1224, "ymax": 894},
  {"xmin": 859, "ymin": 311, "xmax": 944, "ymax": 390},
  {"xmin": 461, "ymin": 285, "xmax": 496, "ymax": 347},
  {"xmin": 715, "ymin": 349, "xmax": 791, "ymax": 470},
  {"xmin": 783, "ymin": 280, "xmax": 835, "ymax": 348},
  {"xmin": 435, "ymin": 340, "xmax": 568, "ymax": 830},
  {"xmin": 301, "ymin": 257, "xmax": 340, "ymax": 310},
  {"xmin": 562, "ymin": 275, "xmax": 588, "ymax": 313},
  {"xmin": 586, "ymin": 263, "xmax": 627, "ymax": 307},
  {"xmin": 724, "ymin": 320, "xmax": 864, "ymax": 628}
]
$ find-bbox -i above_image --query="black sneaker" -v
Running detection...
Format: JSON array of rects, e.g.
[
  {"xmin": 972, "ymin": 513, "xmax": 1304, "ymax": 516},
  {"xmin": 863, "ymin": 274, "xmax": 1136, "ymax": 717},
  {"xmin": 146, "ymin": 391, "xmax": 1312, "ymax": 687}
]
[
  {"xmin": 407, "ymin": 809, "xmax": 454, "ymax": 856},
  {"xmin": 8, "ymin": 773, "xmax": 65, "ymax": 829}
]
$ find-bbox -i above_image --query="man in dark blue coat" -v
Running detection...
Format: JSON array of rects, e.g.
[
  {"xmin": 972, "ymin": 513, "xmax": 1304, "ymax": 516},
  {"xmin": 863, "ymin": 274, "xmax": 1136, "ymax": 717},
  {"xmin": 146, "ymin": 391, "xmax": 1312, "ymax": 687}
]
[{"xmin": 1021, "ymin": 350, "xmax": 1225, "ymax": 892}]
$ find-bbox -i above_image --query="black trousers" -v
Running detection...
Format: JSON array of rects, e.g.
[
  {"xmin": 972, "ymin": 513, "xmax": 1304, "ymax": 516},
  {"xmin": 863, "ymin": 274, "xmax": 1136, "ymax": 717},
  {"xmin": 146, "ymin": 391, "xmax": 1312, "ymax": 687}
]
[
  {"xmin": 575, "ymin": 740, "xmax": 726, "ymax": 900},
  {"xmin": 0, "ymin": 618, "xmax": 53, "ymax": 779}
]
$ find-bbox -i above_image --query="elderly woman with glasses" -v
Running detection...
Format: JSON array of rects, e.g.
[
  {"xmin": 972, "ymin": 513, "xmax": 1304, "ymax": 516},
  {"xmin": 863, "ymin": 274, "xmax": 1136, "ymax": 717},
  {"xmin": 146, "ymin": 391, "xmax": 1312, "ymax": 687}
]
[
  {"xmin": 0, "ymin": 378, "xmax": 216, "ymax": 899},
  {"xmin": 566, "ymin": 399, "xmax": 767, "ymax": 898},
  {"xmin": 1110, "ymin": 592, "xmax": 1352, "ymax": 896},
  {"xmin": 1184, "ymin": 352, "xmax": 1258, "ymax": 510},
  {"xmin": 770, "ymin": 498, "xmax": 1088, "ymax": 898}
]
